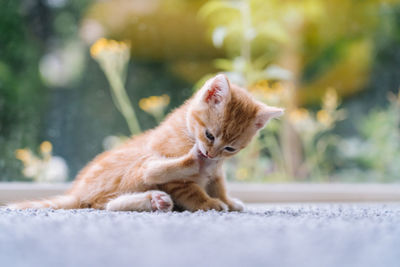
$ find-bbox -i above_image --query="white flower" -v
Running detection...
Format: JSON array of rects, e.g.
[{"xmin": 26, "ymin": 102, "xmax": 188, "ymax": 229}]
[
  {"xmin": 212, "ymin": 26, "xmax": 227, "ymax": 48},
  {"xmin": 339, "ymin": 138, "xmax": 366, "ymax": 159},
  {"xmin": 38, "ymin": 156, "xmax": 69, "ymax": 183}
]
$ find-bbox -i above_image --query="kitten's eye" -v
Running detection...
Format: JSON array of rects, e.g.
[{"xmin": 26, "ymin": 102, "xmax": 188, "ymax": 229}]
[
  {"xmin": 224, "ymin": 147, "xmax": 236, "ymax": 152},
  {"xmin": 205, "ymin": 130, "xmax": 215, "ymax": 142}
]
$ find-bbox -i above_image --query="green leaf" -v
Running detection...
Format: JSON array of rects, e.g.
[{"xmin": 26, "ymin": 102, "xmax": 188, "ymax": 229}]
[{"xmin": 213, "ymin": 58, "xmax": 233, "ymax": 71}]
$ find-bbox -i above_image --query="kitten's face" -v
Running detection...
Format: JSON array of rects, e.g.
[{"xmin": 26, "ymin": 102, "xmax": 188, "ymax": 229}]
[{"xmin": 188, "ymin": 74, "xmax": 283, "ymax": 160}]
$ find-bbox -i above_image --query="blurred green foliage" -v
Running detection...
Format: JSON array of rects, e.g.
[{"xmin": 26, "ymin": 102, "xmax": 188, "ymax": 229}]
[
  {"xmin": 197, "ymin": 0, "xmax": 400, "ymax": 182},
  {"xmin": 0, "ymin": 0, "xmax": 92, "ymax": 181},
  {"xmin": 198, "ymin": 0, "xmax": 393, "ymax": 103},
  {"xmin": 0, "ymin": 1, "xmax": 44, "ymax": 181},
  {"xmin": 1, "ymin": 0, "xmax": 400, "ymax": 183},
  {"xmin": 335, "ymin": 93, "xmax": 400, "ymax": 182}
]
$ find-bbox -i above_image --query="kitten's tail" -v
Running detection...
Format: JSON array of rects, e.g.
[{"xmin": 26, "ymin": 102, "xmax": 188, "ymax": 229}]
[{"xmin": 6, "ymin": 195, "xmax": 80, "ymax": 210}]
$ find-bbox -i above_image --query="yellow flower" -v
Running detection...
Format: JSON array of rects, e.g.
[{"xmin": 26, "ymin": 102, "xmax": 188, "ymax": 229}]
[
  {"xmin": 90, "ymin": 38, "xmax": 130, "ymax": 58},
  {"xmin": 250, "ymin": 80, "xmax": 270, "ymax": 92},
  {"xmin": 250, "ymin": 81, "xmax": 286, "ymax": 106},
  {"xmin": 289, "ymin": 108, "xmax": 310, "ymax": 123},
  {"xmin": 317, "ymin": 110, "xmax": 333, "ymax": 127},
  {"xmin": 40, "ymin": 141, "xmax": 52, "ymax": 154},
  {"xmin": 250, "ymin": 80, "xmax": 279, "ymax": 95},
  {"xmin": 90, "ymin": 38, "xmax": 107, "ymax": 57},
  {"xmin": 139, "ymin": 95, "xmax": 170, "ymax": 120},
  {"xmin": 15, "ymin": 149, "xmax": 32, "ymax": 163},
  {"xmin": 323, "ymin": 88, "xmax": 339, "ymax": 111}
]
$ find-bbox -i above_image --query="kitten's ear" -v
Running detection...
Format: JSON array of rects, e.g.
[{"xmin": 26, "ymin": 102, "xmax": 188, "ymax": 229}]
[
  {"xmin": 255, "ymin": 105, "xmax": 284, "ymax": 129},
  {"xmin": 201, "ymin": 74, "xmax": 231, "ymax": 106}
]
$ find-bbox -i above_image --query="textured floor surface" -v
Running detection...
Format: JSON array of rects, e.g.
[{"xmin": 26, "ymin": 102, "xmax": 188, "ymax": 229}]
[{"xmin": 1, "ymin": 204, "xmax": 400, "ymax": 267}]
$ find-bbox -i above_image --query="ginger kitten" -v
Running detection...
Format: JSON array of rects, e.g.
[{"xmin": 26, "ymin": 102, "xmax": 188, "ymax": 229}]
[{"xmin": 8, "ymin": 74, "xmax": 283, "ymax": 212}]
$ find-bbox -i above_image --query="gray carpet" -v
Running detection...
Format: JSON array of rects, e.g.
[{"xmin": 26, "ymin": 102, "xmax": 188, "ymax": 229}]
[{"xmin": 1, "ymin": 204, "xmax": 400, "ymax": 267}]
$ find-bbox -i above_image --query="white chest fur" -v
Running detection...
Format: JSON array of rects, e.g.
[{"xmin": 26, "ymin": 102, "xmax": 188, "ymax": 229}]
[{"xmin": 197, "ymin": 159, "xmax": 219, "ymax": 189}]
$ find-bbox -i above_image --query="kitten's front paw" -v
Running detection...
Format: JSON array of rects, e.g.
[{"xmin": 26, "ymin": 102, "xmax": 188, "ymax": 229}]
[
  {"xmin": 186, "ymin": 143, "xmax": 201, "ymax": 167},
  {"xmin": 150, "ymin": 191, "xmax": 173, "ymax": 212},
  {"xmin": 188, "ymin": 143, "xmax": 200, "ymax": 159},
  {"xmin": 226, "ymin": 197, "xmax": 245, "ymax": 212},
  {"xmin": 199, "ymin": 198, "xmax": 228, "ymax": 212}
]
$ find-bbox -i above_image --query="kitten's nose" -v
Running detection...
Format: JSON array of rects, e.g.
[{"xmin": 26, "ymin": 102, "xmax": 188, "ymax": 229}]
[{"xmin": 206, "ymin": 151, "xmax": 215, "ymax": 158}]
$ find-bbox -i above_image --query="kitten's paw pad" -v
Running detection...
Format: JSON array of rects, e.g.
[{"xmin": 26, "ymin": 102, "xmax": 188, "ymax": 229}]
[
  {"xmin": 199, "ymin": 199, "xmax": 228, "ymax": 212},
  {"xmin": 227, "ymin": 198, "xmax": 245, "ymax": 212},
  {"xmin": 150, "ymin": 191, "xmax": 173, "ymax": 212}
]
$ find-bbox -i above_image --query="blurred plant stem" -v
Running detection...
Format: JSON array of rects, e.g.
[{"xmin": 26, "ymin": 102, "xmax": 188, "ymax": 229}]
[
  {"xmin": 103, "ymin": 64, "xmax": 141, "ymax": 135},
  {"xmin": 239, "ymin": 0, "xmax": 252, "ymax": 83},
  {"xmin": 91, "ymin": 38, "xmax": 141, "ymax": 135},
  {"xmin": 279, "ymin": 20, "xmax": 304, "ymax": 179}
]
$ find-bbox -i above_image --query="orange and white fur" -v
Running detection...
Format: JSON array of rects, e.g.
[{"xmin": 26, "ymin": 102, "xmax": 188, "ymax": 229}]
[{"xmin": 8, "ymin": 74, "xmax": 283, "ymax": 212}]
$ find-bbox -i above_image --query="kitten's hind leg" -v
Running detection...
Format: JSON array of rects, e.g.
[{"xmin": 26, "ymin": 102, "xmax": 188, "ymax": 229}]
[
  {"xmin": 106, "ymin": 191, "xmax": 173, "ymax": 212},
  {"xmin": 159, "ymin": 181, "xmax": 228, "ymax": 212}
]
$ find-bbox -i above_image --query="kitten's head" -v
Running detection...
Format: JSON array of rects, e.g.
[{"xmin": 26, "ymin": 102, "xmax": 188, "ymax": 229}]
[{"xmin": 187, "ymin": 74, "xmax": 283, "ymax": 160}]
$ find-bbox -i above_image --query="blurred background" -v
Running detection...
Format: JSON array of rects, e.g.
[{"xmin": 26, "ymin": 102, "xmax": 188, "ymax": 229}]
[{"xmin": 1, "ymin": 0, "xmax": 400, "ymax": 184}]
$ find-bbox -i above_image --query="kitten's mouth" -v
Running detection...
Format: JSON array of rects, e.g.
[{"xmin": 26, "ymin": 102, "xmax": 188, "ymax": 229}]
[
  {"xmin": 197, "ymin": 149, "xmax": 208, "ymax": 159},
  {"xmin": 198, "ymin": 149, "xmax": 218, "ymax": 160}
]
